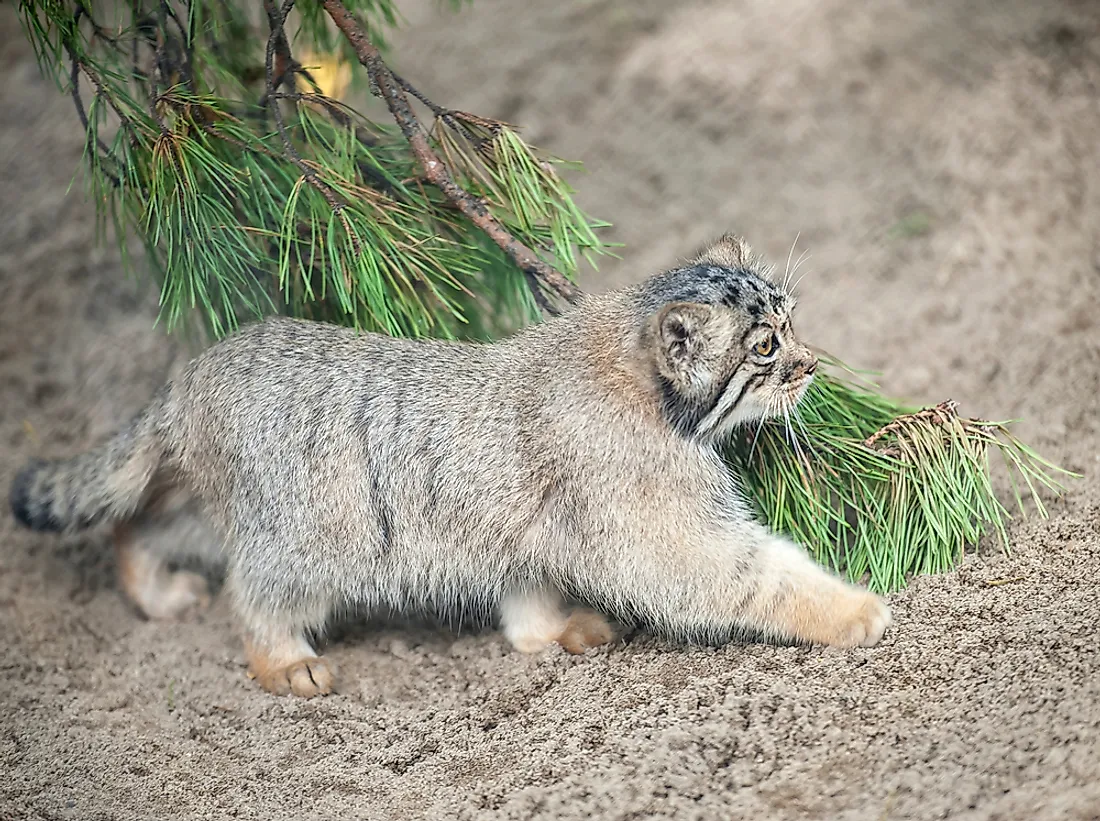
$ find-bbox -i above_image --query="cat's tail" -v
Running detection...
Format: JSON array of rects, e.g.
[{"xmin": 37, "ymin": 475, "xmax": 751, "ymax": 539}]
[{"xmin": 9, "ymin": 387, "xmax": 174, "ymax": 533}]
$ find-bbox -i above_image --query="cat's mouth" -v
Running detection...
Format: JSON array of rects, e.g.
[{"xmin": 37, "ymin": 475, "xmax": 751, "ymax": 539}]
[{"xmin": 785, "ymin": 375, "xmax": 815, "ymax": 408}]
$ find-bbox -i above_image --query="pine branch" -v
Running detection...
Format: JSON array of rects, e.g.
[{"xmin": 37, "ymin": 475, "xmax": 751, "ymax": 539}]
[
  {"xmin": 724, "ymin": 361, "xmax": 1076, "ymax": 592},
  {"xmin": 319, "ymin": 0, "xmax": 580, "ymax": 313},
  {"xmin": 67, "ymin": 42, "xmax": 121, "ymax": 187}
]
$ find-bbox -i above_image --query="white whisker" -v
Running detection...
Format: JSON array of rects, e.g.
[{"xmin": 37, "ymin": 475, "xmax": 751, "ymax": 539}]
[
  {"xmin": 792, "ymin": 407, "xmax": 823, "ymax": 465},
  {"xmin": 791, "ymin": 253, "xmax": 814, "ymax": 293},
  {"xmin": 790, "ymin": 248, "xmax": 810, "ymax": 275},
  {"xmin": 783, "ymin": 407, "xmax": 809, "ymax": 472},
  {"xmin": 747, "ymin": 396, "xmax": 775, "ymax": 463},
  {"xmin": 783, "ymin": 232, "xmax": 801, "ymax": 291}
]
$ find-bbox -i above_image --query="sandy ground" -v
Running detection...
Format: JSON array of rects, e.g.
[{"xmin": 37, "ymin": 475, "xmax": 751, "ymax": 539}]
[{"xmin": 3, "ymin": 1, "xmax": 1100, "ymax": 818}]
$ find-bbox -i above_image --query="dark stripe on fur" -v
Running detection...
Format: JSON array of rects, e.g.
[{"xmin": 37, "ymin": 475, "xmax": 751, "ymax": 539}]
[
  {"xmin": 722, "ymin": 372, "xmax": 759, "ymax": 421},
  {"xmin": 658, "ymin": 375, "xmax": 707, "ymax": 438},
  {"xmin": 739, "ymin": 323, "xmax": 769, "ymax": 351},
  {"xmin": 661, "ymin": 360, "xmax": 765, "ymax": 439},
  {"xmin": 697, "ymin": 359, "xmax": 744, "ymax": 421},
  {"xmin": 700, "ymin": 370, "xmax": 769, "ymax": 436},
  {"xmin": 705, "ymin": 368, "xmax": 767, "ymax": 435},
  {"xmin": 422, "ymin": 450, "xmax": 444, "ymax": 517},
  {"xmin": 370, "ymin": 472, "xmax": 396, "ymax": 555}
]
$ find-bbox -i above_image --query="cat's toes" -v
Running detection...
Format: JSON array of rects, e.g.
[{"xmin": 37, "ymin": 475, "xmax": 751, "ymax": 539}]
[
  {"xmin": 286, "ymin": 658, "xmax": 336, "ymax": 697},
  {"xmin": 832, "ymin": 591, "xmax": 892, "ymax": 648},
  {"xmin": 557, "ymin": 609, "xmax": 615, "ymax": 654},
  {"xmin": 164, "ymin": 571, "xmax": 212, "ymax": 618},
  {"xmin": 250, "ymin": 657, "xmax": 336, "ymax": 698},
  {"xmin": 503, "ymin": 606, "xmax": 615, "ymax": 655}
]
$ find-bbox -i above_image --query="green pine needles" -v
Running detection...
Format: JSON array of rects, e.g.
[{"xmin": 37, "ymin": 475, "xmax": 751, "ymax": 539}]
[
  {"xmin": 20, "ymin": 0, "xmax": 606, "ymax": 340},
  {"xmin": 726, "ymin": 360, "xmax": 1073, "ymax": 592},
  {"xmin": 17, "ymin": 0, "xmax": 1073, "ymax": 593}
]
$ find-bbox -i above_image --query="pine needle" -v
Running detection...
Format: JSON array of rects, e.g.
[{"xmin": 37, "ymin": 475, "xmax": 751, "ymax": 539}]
[{"xmin": 725, "ymin": 361, "xmax": 1076, "ymax": 592}]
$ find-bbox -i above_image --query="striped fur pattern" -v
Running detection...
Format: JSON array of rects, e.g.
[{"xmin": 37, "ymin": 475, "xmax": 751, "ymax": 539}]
[{"xmin": 9, "ymin": 234, "xmax": 890, "ymax": 697}]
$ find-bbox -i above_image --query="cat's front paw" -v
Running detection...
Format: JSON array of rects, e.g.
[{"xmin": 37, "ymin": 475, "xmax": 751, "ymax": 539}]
[
  {"xmin": 248, "ymin": 656, "xmax": 336, "ymax": 698},
  {"xmin": 826, "ymin": 590, "xmax": 891, "ymax": 648}
]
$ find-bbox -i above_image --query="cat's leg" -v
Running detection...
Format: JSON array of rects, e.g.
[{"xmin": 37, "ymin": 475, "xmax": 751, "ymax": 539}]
[
  {"xmin": 113, "ymin": 522, "xmax": 212, "ymax": 620},
  {"xmin": 601, "ymin": 525, "xmax": 890, "ymax": 648},
  {"xmin": 238, "ymin": 607, "xmax": 336, "ymax": 698},
  {"xmin": 111, "ymin": 484, "xmax": 221, "ymax": 621},
  {"xmin": 499, "ymin": 585, "xmax": 615, "ymax": 654},
  {"xmin": 229, "ymin": 550, "xmax": 336, "ymax": 697},
  {"xmin": 242, "ymin": 626, "xmax": 335, "ymax": 698},
  {"xmin": 737, "ymin": 535, "xmax": 891, "ymax": 647}
]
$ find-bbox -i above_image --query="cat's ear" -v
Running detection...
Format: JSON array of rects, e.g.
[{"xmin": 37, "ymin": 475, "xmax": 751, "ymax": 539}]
[
  {"xmin": 654, "ymin": 302, "xmax": 715, "ymax": 375},
  {"xmin": 691, "ymin": 233, "xmax": 751, "ymax": 269}
]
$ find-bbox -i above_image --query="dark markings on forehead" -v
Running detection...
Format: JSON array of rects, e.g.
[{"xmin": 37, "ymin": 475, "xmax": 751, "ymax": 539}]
[{"xmin": 639, "ymin": 264, "xmax": 788, "ymax": 319}]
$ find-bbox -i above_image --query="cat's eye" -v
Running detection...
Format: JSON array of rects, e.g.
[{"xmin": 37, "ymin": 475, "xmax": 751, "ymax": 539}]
[{"xmin": 753, "ymin": 335, "xmax": 778, "ymax": 357}]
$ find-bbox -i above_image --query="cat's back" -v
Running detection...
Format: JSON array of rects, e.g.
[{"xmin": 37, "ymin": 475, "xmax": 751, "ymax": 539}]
[
  {"xmin": 169, "ymin": 316, "xmax": 493, "ymax": 458},
  {"xmin": 177, "ymin": 316, "xmax": 504, "ymax": 416},
  {"xmin": 186, "ymin": 316, "xmax": 475, "ymax": 387},
  {"xmin": 168, "ymin": 316, "xmax": 542, "ymax": 540}
]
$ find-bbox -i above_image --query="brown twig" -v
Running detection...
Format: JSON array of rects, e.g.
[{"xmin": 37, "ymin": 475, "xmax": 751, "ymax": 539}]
[
  {"xmin": 390, "ymin": 71, "xmax": 447, "ymax": 117},
  {"xmin": 393, "ymin": 73, "xmax": 504, "ymax": 159},
  {"xmin": 74, "ymin": 1, "xmax": 125, "ymax": 50},
  {"xmin": 319, "ymin": 0, "xmax": 581, "ymax": 314},
  {"xmin": 145, "ymin": 1, "xmax": 177, "ymax": 135},
  {"xmin": 261, "ymin": 0, "xmax": 295, "ymax": 103},
  {"xmin": 159, "ymin": 0, "xmax": 196, "ymax": 93},
  {"xmin": 863, "ymin": 400, "xmax": 961, "ymax": 453},
  {"xmin": 69, "ymin": 53, "xmax": 139, "ymax": 144}
]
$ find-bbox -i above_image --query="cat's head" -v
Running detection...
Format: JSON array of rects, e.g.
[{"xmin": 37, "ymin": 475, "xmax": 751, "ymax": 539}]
[{"xmin": 641, "ymin": 234, "xmax": 818, "ymax": 442}]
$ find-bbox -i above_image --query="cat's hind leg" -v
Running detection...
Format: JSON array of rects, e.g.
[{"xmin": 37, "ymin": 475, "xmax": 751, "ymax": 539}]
[
  {"xmin": 500, "ymin": 585, "xmax": 615, "ymax": 655},
  {"xmin": 113, "ymin": 522, "xmax": 212, "ymax": 621},
  {"xmin": 111, "ymin": 485, "xmax": 221, "ymax": 621}
]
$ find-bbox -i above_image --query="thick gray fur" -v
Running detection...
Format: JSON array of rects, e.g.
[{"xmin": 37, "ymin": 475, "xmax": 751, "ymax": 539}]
[{"xmin": 10, "ymin": 235, "xmax": 891, "ymax": 695}]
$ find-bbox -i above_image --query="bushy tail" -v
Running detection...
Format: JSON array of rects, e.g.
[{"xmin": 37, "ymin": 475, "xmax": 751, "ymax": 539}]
[{"xmin": 10, "ymin": 390, "xmax": 172, "ymax": 533}]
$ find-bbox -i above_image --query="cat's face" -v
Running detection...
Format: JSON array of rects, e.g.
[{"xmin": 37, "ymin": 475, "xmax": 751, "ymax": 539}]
[
  {"xmin": 647, "ymin": 258, "xmax": 817, "ymax": 443},
  {"xmin": 734, "ymin": 310, "xmax": 818, "ymax": 425}
]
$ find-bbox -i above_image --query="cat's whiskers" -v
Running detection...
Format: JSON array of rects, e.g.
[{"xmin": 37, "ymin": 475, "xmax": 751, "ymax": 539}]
[
  {"xmin": 747, "ymin": 395, "xmax": 776, "ymax": 463},
  {"xmin": 783, "ymin": 232, "xmax": 801, "ymax": 291},
  {"xmin": 781, "ymin": 408, "xmax": 798, "ymax": 454},
  {"xmin": 792, "ymin": 407, "xmax": 824, "ymax": 466},
  {"xmin": 783, "ymin": 407, "xmax": 816, "ymax": 482},
  {"xmin": 790, "ymin": 252, "xmax": 814, "ymax": 293}
]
